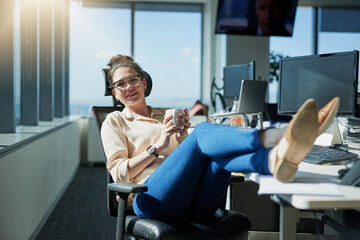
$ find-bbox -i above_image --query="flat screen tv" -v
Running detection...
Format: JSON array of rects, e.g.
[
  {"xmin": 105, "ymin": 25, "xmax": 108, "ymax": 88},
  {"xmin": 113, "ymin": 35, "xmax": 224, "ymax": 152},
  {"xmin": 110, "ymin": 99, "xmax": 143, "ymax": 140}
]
[
  {"xmin": 278, "ymin": 50, "xmax": 359, "ymax": 117},
  {"xmin": 215, "ymin": 0, "xmax": 298, "ymax": 37}
]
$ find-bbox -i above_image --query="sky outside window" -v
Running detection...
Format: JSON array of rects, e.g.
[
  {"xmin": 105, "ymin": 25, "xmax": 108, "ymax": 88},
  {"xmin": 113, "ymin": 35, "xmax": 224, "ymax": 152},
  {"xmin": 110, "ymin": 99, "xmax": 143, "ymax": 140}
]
[
  {"xmin": 69, "ymin": 2, "xmax": 131, "ymax": 115},
  {"xmin": 268, "ymin": 7, "xmax": 313, "ymax": 103},
  {"xmin": 134, "ymin": 10, "xmax": 202, "ymax": 109},
  {"xmin": 270, "ymin": 7, "xmax": 313, "ymax": 57},
  {"xmin": 319, "ymin": 32, "xmax": 360, "ymax": 54}
]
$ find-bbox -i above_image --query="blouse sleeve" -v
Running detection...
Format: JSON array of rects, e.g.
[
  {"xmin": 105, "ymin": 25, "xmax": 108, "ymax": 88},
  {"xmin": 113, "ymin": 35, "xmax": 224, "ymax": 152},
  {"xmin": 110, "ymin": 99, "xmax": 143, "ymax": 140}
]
[{"xmin": 101, "ymin": 113, "xmax": 131, "ymax": 183}]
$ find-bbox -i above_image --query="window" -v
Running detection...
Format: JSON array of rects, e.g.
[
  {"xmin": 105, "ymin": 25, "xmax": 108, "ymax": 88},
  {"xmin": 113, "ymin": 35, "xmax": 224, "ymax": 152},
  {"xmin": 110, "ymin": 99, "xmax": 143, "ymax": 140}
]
[
  {"xmin": 268, "ymin": 7, "xmax": 313, "ymax": 103},
  {"xmin": 270, "ymin": 8, "xmax": 313, "ymax": 58},
  {"xmin": 134, "ymin": 4, "xmax": 202, "ymax": 109},
  {"xmin": 319, "ymin": 32, "xmax": 360, "ymax": 54},
  {"xmin": 69, "ymin": 2, "xmax": 131, "ymax": 115},
  {"xmin": 318, "ymin": 8, "xmax": 360, "ymax": 54},
  {"xmin": 69, "ymin": 2, "xmax": 202, "ymax": 115}
]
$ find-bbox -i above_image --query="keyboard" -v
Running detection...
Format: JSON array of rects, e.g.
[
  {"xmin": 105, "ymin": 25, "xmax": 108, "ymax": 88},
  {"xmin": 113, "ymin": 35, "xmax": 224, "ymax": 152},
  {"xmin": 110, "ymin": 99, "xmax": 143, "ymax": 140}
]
[{"xmin": 304, "ymin": 145, "xmax": 358, "ymax": 165}]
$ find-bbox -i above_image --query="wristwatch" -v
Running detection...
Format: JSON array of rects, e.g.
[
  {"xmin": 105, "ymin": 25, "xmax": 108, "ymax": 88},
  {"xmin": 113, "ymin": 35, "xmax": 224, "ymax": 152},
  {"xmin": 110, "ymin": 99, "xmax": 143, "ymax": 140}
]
[{"xmin": 146, "ymin": 145, "xmax": 159, "ymax": 157}]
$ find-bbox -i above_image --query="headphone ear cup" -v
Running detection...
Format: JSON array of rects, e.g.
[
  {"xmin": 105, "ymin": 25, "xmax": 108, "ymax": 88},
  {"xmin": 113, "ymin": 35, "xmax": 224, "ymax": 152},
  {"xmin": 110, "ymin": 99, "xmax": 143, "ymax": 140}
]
[{"xmin": 141, "ymin": 71, "xmax": 152, "ymax": 97}]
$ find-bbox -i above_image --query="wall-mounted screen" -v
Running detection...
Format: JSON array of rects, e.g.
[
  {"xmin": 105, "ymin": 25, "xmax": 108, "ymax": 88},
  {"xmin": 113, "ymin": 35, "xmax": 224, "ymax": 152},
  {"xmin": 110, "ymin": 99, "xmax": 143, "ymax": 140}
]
[{"xmin": 215, "ymin": 0, "xmax": 298, "ymax": 37}]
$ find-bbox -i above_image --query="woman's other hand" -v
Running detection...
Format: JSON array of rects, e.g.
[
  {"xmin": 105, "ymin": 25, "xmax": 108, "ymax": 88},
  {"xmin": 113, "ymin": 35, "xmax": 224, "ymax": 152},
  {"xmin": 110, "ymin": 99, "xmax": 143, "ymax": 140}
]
[
  {"xmin": 175, "ymin": 108, "xmax": 190, "ymax": 144},
  {"xmin": 154, "ymin": 109, "xmax": 183, "ymax": 153},
  {"xmin": 155, "ymin": 109, "xmax": 188, "ymax": 152}
]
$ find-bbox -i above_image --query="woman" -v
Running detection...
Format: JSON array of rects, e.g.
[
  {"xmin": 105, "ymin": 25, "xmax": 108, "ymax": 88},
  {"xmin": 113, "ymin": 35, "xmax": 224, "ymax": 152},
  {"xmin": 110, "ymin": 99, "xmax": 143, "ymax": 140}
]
[{"xmin": 101, "ymin": 55, "xmax": 339, "ymax": 221}]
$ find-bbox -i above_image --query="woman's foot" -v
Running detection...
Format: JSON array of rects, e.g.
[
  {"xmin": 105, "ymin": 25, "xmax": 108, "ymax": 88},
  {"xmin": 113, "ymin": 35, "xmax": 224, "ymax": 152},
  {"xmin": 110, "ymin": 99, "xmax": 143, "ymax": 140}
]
[
  {"xmin": 318, "ymin": 97, "xmax": 340, "ymax": 135},
  {"xmin": 269, "ymin": 99, "xmax": 318, "ymax": 183}
]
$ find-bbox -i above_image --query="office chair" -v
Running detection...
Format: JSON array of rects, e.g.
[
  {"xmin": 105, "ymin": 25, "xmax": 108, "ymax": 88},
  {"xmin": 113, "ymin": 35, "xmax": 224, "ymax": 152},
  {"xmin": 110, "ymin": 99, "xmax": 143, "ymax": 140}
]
[{"xmin": 91, "ymin": 68, "xmax": 251, "ymax": 240}]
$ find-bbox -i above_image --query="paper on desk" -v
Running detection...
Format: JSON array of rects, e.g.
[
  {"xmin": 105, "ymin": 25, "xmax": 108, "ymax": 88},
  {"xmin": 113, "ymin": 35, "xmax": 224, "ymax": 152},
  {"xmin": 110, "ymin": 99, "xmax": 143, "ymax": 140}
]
[{"xmin": 258, "ymin": 176, "xmax": 342, "ymax": 196}]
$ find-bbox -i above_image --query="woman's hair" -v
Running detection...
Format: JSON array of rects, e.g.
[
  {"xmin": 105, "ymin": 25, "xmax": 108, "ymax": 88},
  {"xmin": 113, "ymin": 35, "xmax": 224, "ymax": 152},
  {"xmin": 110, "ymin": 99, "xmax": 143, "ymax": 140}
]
[{"xmin": 107, "ymin": 54, "xmax": 143, "ymax": 86}]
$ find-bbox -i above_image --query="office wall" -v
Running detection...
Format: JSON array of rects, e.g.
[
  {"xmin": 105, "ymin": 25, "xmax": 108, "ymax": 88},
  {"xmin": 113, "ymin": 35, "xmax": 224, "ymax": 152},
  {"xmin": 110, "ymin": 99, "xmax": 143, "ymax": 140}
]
[
  {"xmin": 226, "ymin": 35, "xmax": 270, "ymax": 81},
  {"xmin": 87, "ymin": 118, "xmax": 106, "ymax": 163},
  {"xmin": 0, "ymin": 119, "xmax": 83, "ymax": 240}
]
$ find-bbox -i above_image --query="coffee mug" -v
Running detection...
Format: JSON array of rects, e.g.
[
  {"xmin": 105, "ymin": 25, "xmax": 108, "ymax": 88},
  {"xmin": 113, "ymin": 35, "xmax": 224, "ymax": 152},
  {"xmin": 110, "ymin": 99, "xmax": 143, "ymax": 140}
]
[{"xmin": 165, "ymin": 109, "xmax": 185, "ymax": 125}]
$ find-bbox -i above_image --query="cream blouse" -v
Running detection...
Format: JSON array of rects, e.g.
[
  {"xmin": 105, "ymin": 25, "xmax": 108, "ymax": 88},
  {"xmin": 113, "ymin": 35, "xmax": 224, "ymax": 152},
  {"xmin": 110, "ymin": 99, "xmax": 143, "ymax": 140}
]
[{"xmin": 101, "ymin": 106, "xmax": 179, "ymax": 185}]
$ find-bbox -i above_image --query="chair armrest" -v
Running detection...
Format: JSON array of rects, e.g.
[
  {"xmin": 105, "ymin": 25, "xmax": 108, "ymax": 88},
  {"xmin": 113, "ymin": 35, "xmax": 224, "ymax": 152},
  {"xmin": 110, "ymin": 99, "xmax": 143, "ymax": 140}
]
[
  {"xmin": 229, "ymin": 175, "xmax": 245, "ymax": 183},
  {"xmin": 108, "ymin": 183, "xmax": 148, "ymax": 240},
  {"xmin": 108, "ymin": 182, "xmax": 148, "ymax": 194}
]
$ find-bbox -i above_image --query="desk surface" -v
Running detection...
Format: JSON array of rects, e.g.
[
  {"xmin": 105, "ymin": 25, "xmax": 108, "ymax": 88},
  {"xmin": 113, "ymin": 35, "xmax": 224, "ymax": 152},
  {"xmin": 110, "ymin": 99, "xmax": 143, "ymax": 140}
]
[
  {"xmin": 279, "ymin": 163, "xmax": 360, "ymax": 210},
  {"xmin": 252, "ymin": 129, "xmax": 360, "ymax": 240},
  {"xmin": 254, "ymin": 162, "xmax": 360, "ymax": 211}
]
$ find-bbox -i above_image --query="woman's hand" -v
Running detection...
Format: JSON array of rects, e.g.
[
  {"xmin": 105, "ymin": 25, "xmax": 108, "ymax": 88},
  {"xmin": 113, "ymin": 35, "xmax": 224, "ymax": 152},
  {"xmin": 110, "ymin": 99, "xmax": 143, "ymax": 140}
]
[
  {"xmin": 154, "ymin": 108, "xmax": 190, "ymax": 152},
  {"xmin": 175, "ymin": 108, "xmax": 190, "ymax": 144},
  {"xmin": 154, "ymin": 110, "xmax": 187, "ymax": 152}
]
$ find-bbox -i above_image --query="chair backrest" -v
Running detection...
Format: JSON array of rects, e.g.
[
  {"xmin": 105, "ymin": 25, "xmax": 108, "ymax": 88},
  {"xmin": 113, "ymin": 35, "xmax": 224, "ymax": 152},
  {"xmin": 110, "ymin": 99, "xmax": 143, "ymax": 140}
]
[{"xmin": 91, "ymin": 106, "xmax": 124, "ymax": 216}]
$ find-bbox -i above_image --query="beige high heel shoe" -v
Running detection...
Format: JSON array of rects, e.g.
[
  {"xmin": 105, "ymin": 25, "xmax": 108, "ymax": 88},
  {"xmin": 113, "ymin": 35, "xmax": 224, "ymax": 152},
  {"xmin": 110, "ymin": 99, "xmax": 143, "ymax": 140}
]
[
  {"xmin": 318, "ymin": 97, "xmax": 340, "ymax": 135},
  {"xmin": 273, "ymin": 99, "xmax": 318, "ymax": 183}
]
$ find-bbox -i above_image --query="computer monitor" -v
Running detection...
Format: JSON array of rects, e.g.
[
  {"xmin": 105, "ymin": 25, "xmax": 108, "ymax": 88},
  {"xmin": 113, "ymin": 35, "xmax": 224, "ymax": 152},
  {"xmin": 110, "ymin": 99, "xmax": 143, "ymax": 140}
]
[
  {"xmin": 278, "ymin": 50, "xmax": 359, "ymax": 117},
  {"xmin": 223, "ymin": 62, "xmax": 255, "ymax": 100}
]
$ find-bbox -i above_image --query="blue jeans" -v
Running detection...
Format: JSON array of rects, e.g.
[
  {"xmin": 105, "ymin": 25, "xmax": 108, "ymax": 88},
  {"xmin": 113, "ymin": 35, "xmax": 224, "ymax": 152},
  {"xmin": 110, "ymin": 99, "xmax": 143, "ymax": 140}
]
[{"xmin": 133, "ymin": 122, "xmax": 272, "ymax": 220}]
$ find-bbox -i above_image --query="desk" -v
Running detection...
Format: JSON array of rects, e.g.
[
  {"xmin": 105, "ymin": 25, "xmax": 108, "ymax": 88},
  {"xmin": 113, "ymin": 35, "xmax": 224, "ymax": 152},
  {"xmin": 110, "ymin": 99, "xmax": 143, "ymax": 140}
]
[{"xmin": 253, "ymin": 162, "xmax": 360, "ymax": 240}]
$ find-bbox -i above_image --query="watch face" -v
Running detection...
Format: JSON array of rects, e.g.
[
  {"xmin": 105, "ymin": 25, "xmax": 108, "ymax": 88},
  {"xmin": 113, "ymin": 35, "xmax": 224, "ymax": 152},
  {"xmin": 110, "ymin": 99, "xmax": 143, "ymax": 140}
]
[
  {"xmin": 147, "ymin": 145, "xmax": 158, "ymax": 157},
  {"xmin": 147, "ymin": 145, "xmax": 155, "ymax": 154}
]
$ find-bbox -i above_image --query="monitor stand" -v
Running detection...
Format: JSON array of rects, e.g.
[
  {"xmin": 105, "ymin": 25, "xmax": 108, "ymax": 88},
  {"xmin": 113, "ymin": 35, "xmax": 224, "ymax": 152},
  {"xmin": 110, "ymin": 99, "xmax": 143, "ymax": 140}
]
[
  {"xmin": 331, "ymin": 119, "xmax": 343, "ymax": 145},
  {"xmin": 315, "ymin": 118, "xmax": 343, "ymax": 146}
]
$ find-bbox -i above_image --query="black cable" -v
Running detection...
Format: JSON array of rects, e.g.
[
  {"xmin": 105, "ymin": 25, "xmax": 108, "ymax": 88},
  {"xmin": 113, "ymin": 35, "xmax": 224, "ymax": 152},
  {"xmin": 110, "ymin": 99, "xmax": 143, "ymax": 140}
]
[
  {"xmin": 210, "ymin": 77, "xmax": 225, "ymax": 109},
  {"xmin": 212, "ymin": 76, "xmax": 223, "ymax": 91},
  {"xmin": 352, "ymin": 178, "xmax": 360, "ymax": 187},
  {"xmin": 215, "ymin": 93, "xmax": 227, "ymax": 110},
  {"xmin": 312, "ymin": 212, "xmax": 328, "ymax": 240},
  {"xmin": 263, "ymin": 103, "xmax": 271, "ymax": 122},
  {"xmin": 321, "ymin": 214, "xmax": 360, "ymax": 240},
  {"xmin": 336, "ymin": 117, "xmax": 351, "ymax": 130}
]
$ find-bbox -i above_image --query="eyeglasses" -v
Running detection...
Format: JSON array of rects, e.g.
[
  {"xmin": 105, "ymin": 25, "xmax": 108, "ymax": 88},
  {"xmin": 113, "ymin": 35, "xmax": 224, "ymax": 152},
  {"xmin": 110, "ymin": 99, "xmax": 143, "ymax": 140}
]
[{"xmin": 112, "ymin": 75, "xmax": 142, "ymax": 91}]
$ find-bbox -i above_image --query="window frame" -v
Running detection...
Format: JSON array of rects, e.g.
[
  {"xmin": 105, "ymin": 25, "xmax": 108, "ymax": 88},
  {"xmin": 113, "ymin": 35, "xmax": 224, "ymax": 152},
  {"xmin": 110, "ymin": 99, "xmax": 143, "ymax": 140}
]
[{"xmin": 75, "ymin": 1, "xmax": 205, "ymax": 110}]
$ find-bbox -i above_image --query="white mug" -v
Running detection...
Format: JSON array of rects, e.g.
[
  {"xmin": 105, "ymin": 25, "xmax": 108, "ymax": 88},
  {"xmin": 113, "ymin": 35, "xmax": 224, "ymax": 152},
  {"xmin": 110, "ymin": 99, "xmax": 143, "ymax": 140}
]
[{"xmin": 165, "ymin": 109, "xmax": 185, "ymax": 125}]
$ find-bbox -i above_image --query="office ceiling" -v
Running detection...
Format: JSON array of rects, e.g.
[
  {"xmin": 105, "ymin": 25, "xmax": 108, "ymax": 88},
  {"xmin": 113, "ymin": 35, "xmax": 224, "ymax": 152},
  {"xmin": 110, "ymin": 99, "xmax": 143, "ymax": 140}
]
[
  {"xmin": 81, "ymin": 0, "xmax": 360, "ymax": 9},
  {"xmin": 299, "ymin": 0, "xmax": 360, "ymax": 8}
]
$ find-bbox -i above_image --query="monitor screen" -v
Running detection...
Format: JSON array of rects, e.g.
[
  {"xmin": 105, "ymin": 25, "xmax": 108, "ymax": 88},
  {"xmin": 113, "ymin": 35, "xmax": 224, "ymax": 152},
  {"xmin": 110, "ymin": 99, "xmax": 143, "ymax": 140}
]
[
  {"xmin": 215, "ymin": 0, "xmax": 298, "ymax": 37},
  {"xmin": 238, "ymin": 80, "xmax": 268, "ymax": 113},
  {"xmin": 278, "ymin": 50, "xmax": 359, "ymax": 117},
  {"xmin": 223, "ymin": 62, "xmax": 255, "ymax": 100}
]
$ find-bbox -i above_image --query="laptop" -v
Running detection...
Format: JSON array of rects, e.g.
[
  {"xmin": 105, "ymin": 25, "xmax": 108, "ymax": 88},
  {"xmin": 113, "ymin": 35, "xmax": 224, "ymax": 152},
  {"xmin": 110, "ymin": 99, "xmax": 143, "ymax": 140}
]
[
  {"xmin": 212, "ymin": 80, "xmax": 268, "ymax": 117},
  {"xmin": 237, "ymin": 79, "xmax": 268, "ymax": 113}
]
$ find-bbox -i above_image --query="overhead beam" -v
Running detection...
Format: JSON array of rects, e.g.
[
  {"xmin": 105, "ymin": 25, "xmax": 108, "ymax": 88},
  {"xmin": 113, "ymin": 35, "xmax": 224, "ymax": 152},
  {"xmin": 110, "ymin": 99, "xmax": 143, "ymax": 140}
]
[{"xmin": 299, "ymin": 0, "xmax": 360, "ymax": 9}]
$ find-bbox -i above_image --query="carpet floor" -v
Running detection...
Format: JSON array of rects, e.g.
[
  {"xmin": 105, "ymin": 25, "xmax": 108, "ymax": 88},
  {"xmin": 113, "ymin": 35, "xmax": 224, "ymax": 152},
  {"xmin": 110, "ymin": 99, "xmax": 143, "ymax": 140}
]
[{"xmin": 35, "ymin": 164, "xmax": 117, "ymax": 240}]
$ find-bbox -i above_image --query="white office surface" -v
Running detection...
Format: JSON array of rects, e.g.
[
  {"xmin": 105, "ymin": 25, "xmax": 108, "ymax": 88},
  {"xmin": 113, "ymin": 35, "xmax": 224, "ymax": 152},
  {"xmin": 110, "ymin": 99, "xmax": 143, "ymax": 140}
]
[
  {"xmin": 0, "ymin": 133, "xmax": 37, "ymax": 146},
  {"xmin": 258, "ymin": 176, "xmax": 342, "ymax": 196},
  {"xmin": 251, "ymin": 161, "xmax": 360, "ymax": 240},
  {"xmin": 0, "ymin": 116, "xmax": 82, "ymax": 154},
  {"xmin": 256, "ymin": 162, "xmax": 360, "ymax": 210}
]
